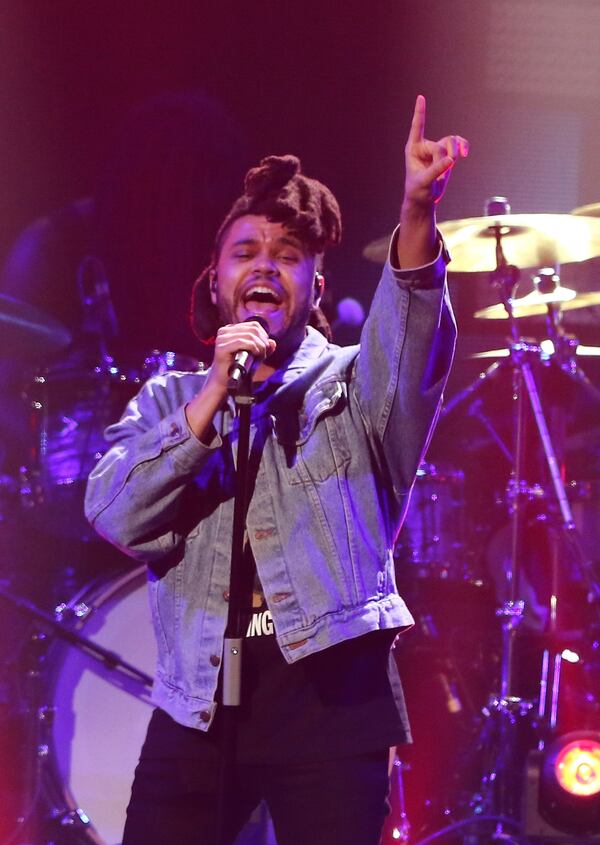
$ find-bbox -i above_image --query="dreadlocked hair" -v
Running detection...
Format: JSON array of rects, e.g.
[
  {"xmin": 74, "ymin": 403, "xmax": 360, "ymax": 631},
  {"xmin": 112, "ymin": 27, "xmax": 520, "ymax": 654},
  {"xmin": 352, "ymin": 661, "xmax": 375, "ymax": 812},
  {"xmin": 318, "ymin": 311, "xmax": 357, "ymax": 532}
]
[{"xmin": 190, "ymin": 154, "xmax": 341, "ymax": 352}]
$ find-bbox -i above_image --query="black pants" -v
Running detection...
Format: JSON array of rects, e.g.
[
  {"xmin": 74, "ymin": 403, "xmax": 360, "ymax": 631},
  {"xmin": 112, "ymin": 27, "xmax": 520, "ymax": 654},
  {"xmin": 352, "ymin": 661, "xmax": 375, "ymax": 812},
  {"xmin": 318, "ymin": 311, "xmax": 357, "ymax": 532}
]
[{"xmin": 123, "ymin": 713, "xmax": 390, "ymax": 845}]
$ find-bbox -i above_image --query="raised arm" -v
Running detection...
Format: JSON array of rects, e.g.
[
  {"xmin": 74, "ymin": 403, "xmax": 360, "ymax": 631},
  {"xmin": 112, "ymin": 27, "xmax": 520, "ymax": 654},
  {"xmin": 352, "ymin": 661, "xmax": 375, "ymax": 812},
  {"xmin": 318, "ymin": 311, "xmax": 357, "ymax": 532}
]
[
  {"xmin": 354, "ymin": 96, "xmax": 468, "ymax": 503},
  {"xmin": 397, "ymin": 94, "xmax": 468, "ymax": 269}
]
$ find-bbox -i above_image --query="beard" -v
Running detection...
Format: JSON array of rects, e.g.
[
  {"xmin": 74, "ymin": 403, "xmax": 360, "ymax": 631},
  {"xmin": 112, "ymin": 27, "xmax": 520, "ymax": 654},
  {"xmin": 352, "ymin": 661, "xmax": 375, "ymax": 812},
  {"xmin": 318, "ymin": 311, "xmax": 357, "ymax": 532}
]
[{"xmin": 215, "ymin": 292, "xmax": 313, "ymax": 365}]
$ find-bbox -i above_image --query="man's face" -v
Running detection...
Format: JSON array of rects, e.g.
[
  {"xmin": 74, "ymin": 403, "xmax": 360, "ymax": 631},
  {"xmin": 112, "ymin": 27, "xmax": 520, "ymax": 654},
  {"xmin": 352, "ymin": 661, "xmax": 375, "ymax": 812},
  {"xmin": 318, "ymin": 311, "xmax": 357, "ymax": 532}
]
[{"xmin": 211, "ymin": 215, "xmax": 321, "ymax": 359}]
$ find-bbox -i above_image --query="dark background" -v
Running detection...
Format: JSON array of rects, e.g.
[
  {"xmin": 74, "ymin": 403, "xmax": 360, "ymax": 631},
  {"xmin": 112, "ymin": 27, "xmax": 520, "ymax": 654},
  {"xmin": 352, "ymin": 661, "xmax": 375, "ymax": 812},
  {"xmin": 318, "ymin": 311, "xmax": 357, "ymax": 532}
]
[{"xmin": 1, "ymin": 0, "xmax": 599, "ymax": 334}]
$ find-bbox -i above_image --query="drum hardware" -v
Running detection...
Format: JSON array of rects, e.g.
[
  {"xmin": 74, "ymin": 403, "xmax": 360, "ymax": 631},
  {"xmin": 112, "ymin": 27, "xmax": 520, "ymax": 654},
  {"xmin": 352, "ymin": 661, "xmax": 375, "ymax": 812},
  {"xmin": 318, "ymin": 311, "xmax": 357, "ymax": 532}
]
[
  {"xmin": 0, "ymin": 570, "xmax": 154, "ymax": 845},
  {"xmin": 432, "ymin": 216, "xmax": 600, "ymax": 841},
  {"xmin": 54, "ymin": 600, "xmax": 93, "ymax": 622},
  {"xmin": 77, "ymin": 255, "xmax": 119, "ymax": 355},
  {"xmin": 466, "ymin": 398, "xmax": 513, "ymax": 464},
  {"xmin": 386, "ymin": 755, "xmax": 411, "ymax": 844},
  {"xmin": 4, "ymin": 637, "xmax": 52, "ymax": 845},
  {"xmin": 0, "ymin": 584, "xmax": 153, "ymax": 688}
]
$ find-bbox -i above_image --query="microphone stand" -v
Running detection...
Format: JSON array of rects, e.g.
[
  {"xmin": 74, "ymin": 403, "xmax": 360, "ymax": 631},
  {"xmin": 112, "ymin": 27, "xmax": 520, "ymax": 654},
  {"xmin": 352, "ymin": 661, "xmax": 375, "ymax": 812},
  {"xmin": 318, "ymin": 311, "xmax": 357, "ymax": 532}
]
[{"xmin": 216, "ymin": 373, "xmax": 256, "ymax": 845}]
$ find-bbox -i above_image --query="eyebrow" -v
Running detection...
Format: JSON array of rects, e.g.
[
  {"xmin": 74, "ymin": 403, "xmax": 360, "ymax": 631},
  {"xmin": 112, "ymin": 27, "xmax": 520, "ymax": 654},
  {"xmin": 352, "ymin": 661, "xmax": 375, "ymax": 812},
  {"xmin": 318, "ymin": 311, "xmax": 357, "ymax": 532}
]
[{"xmin": 229, "ymin": 235, "xmax": 304, "ymax": 250}]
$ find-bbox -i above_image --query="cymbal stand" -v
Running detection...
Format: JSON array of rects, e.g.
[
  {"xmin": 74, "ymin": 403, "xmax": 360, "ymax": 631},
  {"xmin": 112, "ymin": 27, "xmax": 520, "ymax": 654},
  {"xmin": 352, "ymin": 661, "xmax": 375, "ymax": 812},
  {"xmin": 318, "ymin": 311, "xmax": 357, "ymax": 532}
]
[
  {"xmin": 446, "ymin": 231, "xmax": 597, "ymax": 839},
  {"xmin": 474, "ymin": 254, "xmax": 533, "ymax": 835}
]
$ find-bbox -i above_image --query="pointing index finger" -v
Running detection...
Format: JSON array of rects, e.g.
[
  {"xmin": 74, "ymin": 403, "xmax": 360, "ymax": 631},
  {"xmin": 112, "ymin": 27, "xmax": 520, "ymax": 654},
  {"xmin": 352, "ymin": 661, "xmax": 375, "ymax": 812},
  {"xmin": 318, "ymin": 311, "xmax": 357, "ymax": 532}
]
[{"xmin": 408, "ymin": 94, "xmax": 426, "ymax": 144}]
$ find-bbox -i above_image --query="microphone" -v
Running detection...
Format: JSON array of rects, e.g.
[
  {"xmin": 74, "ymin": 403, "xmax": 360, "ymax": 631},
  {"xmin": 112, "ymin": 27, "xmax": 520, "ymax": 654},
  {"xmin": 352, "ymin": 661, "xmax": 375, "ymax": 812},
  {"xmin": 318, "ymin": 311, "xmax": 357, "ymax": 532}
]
[{"xmin": 227, "ymin": 315, "xmax": 270, "ymax": 393}]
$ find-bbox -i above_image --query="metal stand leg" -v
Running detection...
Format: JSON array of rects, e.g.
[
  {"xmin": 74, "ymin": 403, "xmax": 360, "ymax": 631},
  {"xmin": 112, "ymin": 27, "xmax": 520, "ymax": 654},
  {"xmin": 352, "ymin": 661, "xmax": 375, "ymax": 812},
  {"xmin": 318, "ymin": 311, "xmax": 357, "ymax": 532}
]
[{"xmin": 388, "ymin": 753, "xmax": 411, "ymax": 844}]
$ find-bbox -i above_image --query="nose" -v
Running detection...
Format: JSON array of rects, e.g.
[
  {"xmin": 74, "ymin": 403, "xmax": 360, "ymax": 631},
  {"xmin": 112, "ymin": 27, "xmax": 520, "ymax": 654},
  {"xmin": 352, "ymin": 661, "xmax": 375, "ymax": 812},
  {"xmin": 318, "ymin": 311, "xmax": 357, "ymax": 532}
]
[{"xmin": 252, "ymin": 251, "xmax": 279, "ymax": 276}]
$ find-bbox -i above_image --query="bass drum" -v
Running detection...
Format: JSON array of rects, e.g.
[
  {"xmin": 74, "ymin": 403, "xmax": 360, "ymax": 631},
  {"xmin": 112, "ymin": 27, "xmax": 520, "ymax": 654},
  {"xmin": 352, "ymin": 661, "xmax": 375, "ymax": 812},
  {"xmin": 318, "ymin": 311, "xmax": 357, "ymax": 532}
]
[{"xmin": 44, "ymin": 566, "xmax": 156, "ymax": 845}]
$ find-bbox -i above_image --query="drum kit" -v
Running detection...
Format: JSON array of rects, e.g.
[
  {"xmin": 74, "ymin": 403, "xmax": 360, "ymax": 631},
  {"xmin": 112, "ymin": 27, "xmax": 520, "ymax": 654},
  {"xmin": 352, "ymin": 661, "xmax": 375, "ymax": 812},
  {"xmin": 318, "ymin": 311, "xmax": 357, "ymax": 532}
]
[
  {"xmin": 371, "ymin": 200, "xmax": 600, "ymax": 844},
  {"xmin": 0, "ymin": 201, "xmax": 599, "ymax": 845}
]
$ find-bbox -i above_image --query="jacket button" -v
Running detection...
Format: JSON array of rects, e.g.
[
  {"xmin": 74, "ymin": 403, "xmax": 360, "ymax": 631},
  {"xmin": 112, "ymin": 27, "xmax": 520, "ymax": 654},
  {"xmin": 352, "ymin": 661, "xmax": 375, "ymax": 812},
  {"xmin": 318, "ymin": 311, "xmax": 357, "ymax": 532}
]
[
  {"xmin": 210, "ymin": 654, "xmax": 221, "ymax": 667},
  {"xmin": 254, "ymin": 527, "xmax": 275, "ymax": 540},
  {"xmin": 222, "ymin": 590, "xmax": 230, "ymax": 602},
  {"xmin": 200, "ymin": 710, "xmax": 211, "ymax": 723}
]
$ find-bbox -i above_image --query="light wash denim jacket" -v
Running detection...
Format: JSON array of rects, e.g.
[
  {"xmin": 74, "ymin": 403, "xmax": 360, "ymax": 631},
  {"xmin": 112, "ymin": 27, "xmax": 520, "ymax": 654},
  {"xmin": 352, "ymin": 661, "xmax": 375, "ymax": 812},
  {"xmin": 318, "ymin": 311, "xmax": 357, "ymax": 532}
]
[{"xmin": 85, "ymin": 242, "xmax": 455, "ymax": 730}]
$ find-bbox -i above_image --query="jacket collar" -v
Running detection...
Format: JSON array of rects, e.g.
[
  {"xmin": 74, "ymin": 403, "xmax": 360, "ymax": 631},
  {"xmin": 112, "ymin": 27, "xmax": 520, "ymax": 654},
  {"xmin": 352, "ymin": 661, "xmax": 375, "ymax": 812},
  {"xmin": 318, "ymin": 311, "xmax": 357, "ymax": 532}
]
[{"xmin": 255, "ymin": 326, "xmax": 330, "ymax": 396}]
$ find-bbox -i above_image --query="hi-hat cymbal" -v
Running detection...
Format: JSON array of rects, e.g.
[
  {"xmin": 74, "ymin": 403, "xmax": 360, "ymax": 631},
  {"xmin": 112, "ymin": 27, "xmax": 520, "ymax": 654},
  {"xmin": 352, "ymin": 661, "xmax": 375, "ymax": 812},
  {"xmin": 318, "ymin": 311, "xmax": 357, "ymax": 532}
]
[
  {"xmin": 474, "ymin": 288, "xmax": 600, "ymax": 319},
  {"xmin": 0, "ymin": 294, "xmax": 72, "ymax": 358},
  {"xmin": 571, "ymin": 202, "xmax": 600, "ymax": 218},
  {"xmin": 363, "ymin": 213, "xmax": 600, "ymax": 270}
]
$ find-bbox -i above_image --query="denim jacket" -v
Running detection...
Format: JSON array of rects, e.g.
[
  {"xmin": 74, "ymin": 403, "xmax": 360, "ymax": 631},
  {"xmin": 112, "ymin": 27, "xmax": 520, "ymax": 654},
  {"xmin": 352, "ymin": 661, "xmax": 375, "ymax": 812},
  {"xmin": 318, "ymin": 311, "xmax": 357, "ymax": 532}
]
[{"xmin": 85, "ymin": 244, "xmax": 455, "ymax": 731}]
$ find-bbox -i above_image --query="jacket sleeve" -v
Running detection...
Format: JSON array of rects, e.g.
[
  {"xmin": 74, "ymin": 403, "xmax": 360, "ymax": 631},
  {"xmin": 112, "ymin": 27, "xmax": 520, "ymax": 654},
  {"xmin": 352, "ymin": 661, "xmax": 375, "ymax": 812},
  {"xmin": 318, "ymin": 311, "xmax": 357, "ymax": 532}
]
[
  {"xmin": 84, "ymin": 373, "xmax": 222, "ymax": 562},
  {"xmin": 353, "ymin": 230, "xmax": 456, "ymax": 499}
]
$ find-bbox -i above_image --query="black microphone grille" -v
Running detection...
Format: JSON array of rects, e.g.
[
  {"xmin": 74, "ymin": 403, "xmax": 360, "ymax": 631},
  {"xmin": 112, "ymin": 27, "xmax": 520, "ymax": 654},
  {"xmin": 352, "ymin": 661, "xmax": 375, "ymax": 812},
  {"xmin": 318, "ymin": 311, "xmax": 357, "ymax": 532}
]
[{"xmin": 244, "ymin": 315, "xmax": 269, "ymax": 333}]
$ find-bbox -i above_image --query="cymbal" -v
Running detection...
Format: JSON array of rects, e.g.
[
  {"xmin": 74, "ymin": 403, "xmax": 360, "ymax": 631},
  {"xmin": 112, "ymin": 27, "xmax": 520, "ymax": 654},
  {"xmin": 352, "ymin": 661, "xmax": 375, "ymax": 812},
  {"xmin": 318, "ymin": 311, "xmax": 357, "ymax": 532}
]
[
  {"xmin": 0, "ymin": 294, "xmax": 72, "ymax": 358},
  {"xmin": 441, "ymin": 214, "xmax": 600, "ymax": 272},
  {"xmin": 474, "ymin": 288, "xmax": 600, "ymax": 319},
  {"xmin": 470, "ymin": 344, "xmax": 600, "ymax": 359},
  {"xmin": 363, "ymin": 213, "xmax": 600, "ymax": 270},
  {"xmin": 571, "ymin": 202, "xmax": 600, "ymax": 218}
]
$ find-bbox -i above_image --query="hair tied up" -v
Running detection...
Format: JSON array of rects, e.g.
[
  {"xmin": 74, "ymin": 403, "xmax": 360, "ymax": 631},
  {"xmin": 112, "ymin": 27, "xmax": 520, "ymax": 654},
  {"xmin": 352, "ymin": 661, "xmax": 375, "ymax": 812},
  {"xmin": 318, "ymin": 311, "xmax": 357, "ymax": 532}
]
[{"xmin": 244, "ymin": 155, "xmax": 301, "ymax": 199}]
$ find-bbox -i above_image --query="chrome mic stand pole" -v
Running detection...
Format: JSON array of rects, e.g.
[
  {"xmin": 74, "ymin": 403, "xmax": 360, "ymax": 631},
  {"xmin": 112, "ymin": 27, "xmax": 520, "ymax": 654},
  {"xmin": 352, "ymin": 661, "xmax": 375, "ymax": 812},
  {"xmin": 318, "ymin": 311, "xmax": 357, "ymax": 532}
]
[{"xmin": 216, "ymin": 371, "xmax": 256, "ymax": 845}]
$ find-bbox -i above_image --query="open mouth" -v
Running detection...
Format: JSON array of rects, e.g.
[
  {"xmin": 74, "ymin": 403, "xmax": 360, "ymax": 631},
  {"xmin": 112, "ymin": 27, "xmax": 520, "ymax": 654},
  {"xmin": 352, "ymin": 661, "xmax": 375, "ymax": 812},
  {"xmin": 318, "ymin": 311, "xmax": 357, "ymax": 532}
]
[{"xmin": 242, "ymin": 285, "xmax": 284, "ymax": 312}]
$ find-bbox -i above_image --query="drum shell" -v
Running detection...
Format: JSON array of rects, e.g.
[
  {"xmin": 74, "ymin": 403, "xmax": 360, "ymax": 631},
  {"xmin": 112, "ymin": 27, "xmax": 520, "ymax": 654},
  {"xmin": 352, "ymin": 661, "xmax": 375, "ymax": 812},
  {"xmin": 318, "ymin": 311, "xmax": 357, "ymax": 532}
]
[
  {"xmin": 21, "ymin": 352, "xmax": 201, "ymax": 540},
  {"xmin": 395, "ymin": 464, "xmax": 468, "ymax": 580}
]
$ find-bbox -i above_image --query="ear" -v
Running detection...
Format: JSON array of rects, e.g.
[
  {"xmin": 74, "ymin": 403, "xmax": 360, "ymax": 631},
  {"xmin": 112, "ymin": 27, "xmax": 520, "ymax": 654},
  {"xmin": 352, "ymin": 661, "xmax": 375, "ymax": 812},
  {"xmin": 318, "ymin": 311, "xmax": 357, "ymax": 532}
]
[
  {"xmin": 314, "ymin": 272, "xmax": 325, "ymax": 307},
  {"xmin": 209, "ymin": 270, "xmax": 218, "ymax": 305}
]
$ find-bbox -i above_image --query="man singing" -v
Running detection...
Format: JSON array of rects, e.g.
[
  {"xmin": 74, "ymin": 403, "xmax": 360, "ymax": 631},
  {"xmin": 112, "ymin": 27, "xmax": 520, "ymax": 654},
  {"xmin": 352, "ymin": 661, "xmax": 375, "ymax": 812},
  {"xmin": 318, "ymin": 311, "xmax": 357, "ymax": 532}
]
[{"xmin": 85, "ymin": 95, "xmax": 468, "ymax": 845}]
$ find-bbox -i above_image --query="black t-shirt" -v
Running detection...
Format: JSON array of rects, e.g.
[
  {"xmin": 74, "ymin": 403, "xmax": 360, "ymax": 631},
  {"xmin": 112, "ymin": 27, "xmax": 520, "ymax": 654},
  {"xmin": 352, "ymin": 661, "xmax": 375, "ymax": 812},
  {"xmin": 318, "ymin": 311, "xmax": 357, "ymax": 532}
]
[{"xmin": 143, "ymin": 557, "xmax": 411, "ymax": 764}]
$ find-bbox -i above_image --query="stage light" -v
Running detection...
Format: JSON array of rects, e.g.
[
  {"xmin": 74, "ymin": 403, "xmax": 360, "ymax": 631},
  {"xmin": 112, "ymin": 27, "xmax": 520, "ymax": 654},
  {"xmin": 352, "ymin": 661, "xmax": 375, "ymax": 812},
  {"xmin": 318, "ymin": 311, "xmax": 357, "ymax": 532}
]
[
  {"xmin": 537, "ymin": 732, "xmax": 600, "ymax": 836},
  {"xmin": 560, "ymin": 648, "xmax": 580, "ymax": 664},
  {"xmin": 553, "ymin": 736, "xmax": 600, "ymax": 797}
]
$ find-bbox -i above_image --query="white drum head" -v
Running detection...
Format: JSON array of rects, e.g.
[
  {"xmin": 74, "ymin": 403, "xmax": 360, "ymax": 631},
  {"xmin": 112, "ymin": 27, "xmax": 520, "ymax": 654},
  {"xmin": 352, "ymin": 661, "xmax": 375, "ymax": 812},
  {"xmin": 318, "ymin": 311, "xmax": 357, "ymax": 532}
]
[{"xmin": 49, "ymin": 567, "xmax": 156, "ymax": 845}]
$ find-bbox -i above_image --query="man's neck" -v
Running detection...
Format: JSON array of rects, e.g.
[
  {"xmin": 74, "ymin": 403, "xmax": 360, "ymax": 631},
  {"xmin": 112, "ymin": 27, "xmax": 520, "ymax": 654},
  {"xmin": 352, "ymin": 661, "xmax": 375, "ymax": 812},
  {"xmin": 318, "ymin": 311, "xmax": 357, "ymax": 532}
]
[
  {"xmin": 254, "ymin": 360, "xmax": 278, "ymax": 382},
  {"xmin": 254, "ymin": 327, "xmax": 309, "ymax": 381}
]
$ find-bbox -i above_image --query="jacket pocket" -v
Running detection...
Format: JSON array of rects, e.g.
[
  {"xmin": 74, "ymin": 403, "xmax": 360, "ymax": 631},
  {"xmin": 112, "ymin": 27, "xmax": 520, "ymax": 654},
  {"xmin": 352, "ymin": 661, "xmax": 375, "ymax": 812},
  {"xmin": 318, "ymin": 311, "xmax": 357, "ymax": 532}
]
[{"xmin": 273, "ymin": 379, "xmax": 351, "ymax": 485}]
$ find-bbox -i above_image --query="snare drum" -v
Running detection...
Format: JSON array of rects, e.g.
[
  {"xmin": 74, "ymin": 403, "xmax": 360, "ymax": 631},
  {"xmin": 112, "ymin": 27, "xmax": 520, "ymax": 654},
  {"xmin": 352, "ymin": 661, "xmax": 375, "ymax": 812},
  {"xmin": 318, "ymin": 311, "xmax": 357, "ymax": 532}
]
[
  {"xmin": 44, "ymin": 566, "xmax": 155, "ymax": 845},
  {"xmin": 22, "ymin": 351, "xmax": 201, "ymax": 540},
  {"xmin": 395, "ymin": 463, "xmax": 467, "ymax": 580}
]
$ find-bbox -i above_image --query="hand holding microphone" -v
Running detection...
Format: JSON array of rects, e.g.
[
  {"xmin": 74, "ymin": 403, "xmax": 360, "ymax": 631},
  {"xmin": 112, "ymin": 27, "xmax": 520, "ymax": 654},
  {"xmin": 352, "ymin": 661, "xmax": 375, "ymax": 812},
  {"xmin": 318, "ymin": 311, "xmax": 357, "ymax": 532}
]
[
  {"xmin": 226, "ymin": 316, "xmax": 272, "ymax": 392},
  {"xmin": 211, "ymin": 317, "xmax": 275, "ymax": 390},
  {"xmin": 185, "ymin": 318, "xmax": 275, "ymax": 442}
]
